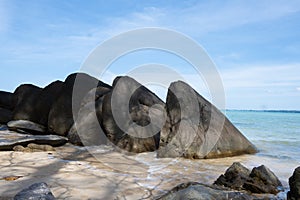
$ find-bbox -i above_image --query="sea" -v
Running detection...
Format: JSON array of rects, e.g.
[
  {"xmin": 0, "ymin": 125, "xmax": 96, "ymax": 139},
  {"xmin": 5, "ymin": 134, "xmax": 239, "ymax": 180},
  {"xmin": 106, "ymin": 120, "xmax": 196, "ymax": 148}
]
[{"xmin": 226, "ymin": 110, "xmax": 300, "ymax": 164}]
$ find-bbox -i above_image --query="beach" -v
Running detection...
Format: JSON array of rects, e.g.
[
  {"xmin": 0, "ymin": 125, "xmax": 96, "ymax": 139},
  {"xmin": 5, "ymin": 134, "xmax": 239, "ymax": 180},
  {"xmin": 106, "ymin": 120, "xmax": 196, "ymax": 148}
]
[{"xmin": 0, "ymin": 110, "xmax": 299, "ymax": 199}]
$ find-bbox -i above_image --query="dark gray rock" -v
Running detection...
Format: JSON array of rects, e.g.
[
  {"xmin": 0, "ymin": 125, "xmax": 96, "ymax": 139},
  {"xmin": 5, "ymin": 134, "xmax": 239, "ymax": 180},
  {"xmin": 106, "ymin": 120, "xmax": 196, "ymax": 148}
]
[
  {"xmin": 214, "ymin": 162, "xmax": 251, "ymax": 190},
  {"xmin": 11, "ymin": 82, "xmax": 64, "ymax": 131},
  {"xmin": 215, "ymin": 163, "xmax": 283, "ymax": 195},
  {"xmin": 244, "ymin": 165, "xmax": 283, "ymax": 194},
  {"xmin": 8, "ymin": 120, "xmax": 46, "ymax": 134},
  {"xmin": 157, "ymin": 81, "xmax": 257, "ymax": 159},
  {"xmin": 34, "ymin": 81, "xmax": 65, "ymax": 126},
  {"xmin": 14, "ymin": 182, "xmax": 55, "ymax": 200},
  {"xmin": 101, "ymin": 76, "xmax": 165, "ymax": 153},
  {"xmin": 0, "ymin": 91, "xmax": 15, "ymax": 110},
  {"xmin": 48, "ymin": 73, "xmax": 110, "ymax": 136},
  {"xmin": 287, "ymin": 167, "xmax": 300, "ymax": 200},
  {"xmin": 158, "ymin": 182, "xmax": 254, "ymax": 200},
  {"xmin": 12, "ymin": 84, "xmax": 42, "ymax": 122},
  {"xmin": 0, "ymin": 130, "xmax": 67, "ymax": 150},
  {"xmin": 67, "ymin": 86, "xmax": 111, "ymax": 145},
  {"xmin": 0, "ymin": 107, "xmax": 13, "ymax": 124}
]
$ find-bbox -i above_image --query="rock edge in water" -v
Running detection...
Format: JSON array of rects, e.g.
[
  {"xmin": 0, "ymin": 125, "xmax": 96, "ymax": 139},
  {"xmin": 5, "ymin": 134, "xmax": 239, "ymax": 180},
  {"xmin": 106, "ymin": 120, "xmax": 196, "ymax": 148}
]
[
  {"xmin": 214, "ymin": 162, "xmax": 283, "ymax": 195},
  {"xmin": 287, "ymin": 166, "xmax": 300, "ymax": 200}
]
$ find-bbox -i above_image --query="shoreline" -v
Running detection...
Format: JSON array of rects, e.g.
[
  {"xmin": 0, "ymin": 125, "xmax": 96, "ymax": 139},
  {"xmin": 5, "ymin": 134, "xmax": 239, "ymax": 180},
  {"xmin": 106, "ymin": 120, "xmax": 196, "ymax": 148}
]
[{"xmin": 0, "ymin": 140, "xmax": 298, "ymax": 199}]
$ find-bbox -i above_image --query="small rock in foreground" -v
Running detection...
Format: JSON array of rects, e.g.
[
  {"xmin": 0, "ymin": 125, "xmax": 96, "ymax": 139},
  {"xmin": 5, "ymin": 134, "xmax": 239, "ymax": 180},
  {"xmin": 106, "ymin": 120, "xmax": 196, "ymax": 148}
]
[
  {"xmin": 214, "ymin": 162, "xmax": 250, "ymax": 190},
  {"xmin": 14, "ymin": 182, "xmax": 56, "ymax": 200},
  {"xmin": 158, "ymin": 182, "xmax": 254, "ymax": 200},
  {"xmin": 215, "ymin": 162, "xmax": 283, "ymax": 195},
  {"xmin": 13, "ymin": 143, "xmax": 55, "ymax": 152},
  {"xmin": 244, "ymin": 165, "xmax": 283, "ymax": 194}
]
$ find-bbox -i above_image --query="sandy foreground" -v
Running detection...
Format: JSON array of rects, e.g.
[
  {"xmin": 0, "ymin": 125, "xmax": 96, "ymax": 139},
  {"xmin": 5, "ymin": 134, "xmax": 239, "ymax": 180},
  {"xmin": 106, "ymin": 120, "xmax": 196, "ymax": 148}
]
[{"xmin": 0, "ymin": 143, "xmax": 298, "ymax": 200}]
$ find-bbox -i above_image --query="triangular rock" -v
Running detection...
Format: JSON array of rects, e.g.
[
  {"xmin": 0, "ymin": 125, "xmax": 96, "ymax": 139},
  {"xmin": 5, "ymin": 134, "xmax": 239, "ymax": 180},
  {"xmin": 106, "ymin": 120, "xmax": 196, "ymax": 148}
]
[{"xmin": 158, "ymin": 81, "xmax": 257, "ymax": 159}]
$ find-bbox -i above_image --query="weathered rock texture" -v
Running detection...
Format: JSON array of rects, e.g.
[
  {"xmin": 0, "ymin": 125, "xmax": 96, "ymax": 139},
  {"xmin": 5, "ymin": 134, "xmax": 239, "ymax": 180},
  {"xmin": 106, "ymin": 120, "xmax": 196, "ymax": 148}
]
[
  {"xmin": 158, "ymin": 81, "xmax": 257, "ymax": 159},
  {"xmin": 101, "ymin": 76, "xmax": 165, "ymax": 153},
  {"xmin": 48, "ymin": 73, "xmax": 109, "ymax": 136},
  {"xmin": 214, "ymin": 162, "xmax": 250, "ymax": 190},
  {"xmin": 215, "ymin": 163, "xmax": 283, "ymax": 195},
  {"xmin": 244, "ymin": 165, "xmax": 283, "ymax": 194},
  {"xmin": 67, "ymin": 86, "xmax": 111, "ymax": 145}
]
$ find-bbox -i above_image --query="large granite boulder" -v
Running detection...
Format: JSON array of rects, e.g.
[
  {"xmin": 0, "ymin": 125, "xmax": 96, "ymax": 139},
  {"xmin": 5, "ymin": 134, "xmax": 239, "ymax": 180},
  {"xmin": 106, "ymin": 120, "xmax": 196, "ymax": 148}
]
[
  {"xmin": 0, "ymin": 91, "xmax": 15, "ymax": 110},
  {"xmin": 67, "ymin": 86, "xmax": 111, "ymax": 145},
  {"xmin": 157, "ymin": 81, "xmax": 257, "ymax": 159},
  {"xmin": 101, "ymin": 76, "xmax": 165, "ymax": 153},
  {"xmin": 11, "ymin": 82, "xmax": 64, "ymax": 131},
  {"xmin": 0, "ymin": 107, "xmax": 13, "ymax": 124},
  {"xmin": 48, "ymin": 73, "xmax": 110, "ymax": 136},
  {"xmin": 288, "ymin": 166, "xmax": 300, "ymax": 200},
  {"xmin": 12, "ymin": 84, "xmax": 42, "ymax": 122},
  {"xmin": 214, "ymin": 162, "xmax": 250, "ymax": 190},
  {"xmin": 158, "ymin": 182, "xmax": 254, "ymax": 200},
  {"xmin": 14, "ymin": 182, "xmax": 56, "ymax": 200}
]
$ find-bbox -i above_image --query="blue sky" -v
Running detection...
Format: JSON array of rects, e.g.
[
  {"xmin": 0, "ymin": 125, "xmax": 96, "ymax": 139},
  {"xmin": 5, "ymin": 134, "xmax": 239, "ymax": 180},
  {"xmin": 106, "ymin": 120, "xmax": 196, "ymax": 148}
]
[{"xmin": 0, "ymin": 0, "xmax": 300, "ymax": 110}]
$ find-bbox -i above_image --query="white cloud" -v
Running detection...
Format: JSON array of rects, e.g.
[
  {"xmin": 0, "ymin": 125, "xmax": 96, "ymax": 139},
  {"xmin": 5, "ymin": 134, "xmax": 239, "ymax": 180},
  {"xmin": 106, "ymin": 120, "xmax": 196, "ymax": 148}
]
[
  {"xmin": 220, "ymin": 63, "xmax": 300, "ymax": 92},
  {"xmin": 297, "ymin": 87, "xmax": 300, "ymax": 91}
]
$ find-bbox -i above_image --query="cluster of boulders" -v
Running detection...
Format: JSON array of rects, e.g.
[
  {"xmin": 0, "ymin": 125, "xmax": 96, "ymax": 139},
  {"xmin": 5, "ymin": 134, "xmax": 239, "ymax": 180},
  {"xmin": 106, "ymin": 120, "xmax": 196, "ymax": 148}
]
[
  {"xmin": 214, "ymin": 162, "xmax": 283, "ymax": 195},
  {"xmin": 0, "ymin": 72, "xmax": 257, "ymax": 158},
  {"xmin": 159, "ymin": 164, "xmax": 300, "ymax": 200}
]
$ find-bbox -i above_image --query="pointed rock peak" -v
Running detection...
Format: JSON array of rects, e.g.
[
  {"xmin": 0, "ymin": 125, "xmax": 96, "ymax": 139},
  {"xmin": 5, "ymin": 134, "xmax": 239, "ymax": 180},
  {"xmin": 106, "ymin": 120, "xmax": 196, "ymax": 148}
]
[{"xmin": 158, "ymin": 80, "xmax": 257, "ymax": 159}]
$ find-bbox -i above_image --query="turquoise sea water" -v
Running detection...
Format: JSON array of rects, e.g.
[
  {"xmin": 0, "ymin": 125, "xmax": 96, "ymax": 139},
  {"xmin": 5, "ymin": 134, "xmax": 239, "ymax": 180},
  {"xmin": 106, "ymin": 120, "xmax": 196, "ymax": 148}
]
[{"xmin": 226, "ymin": 110, "xmax": 300, "ymax": 163}]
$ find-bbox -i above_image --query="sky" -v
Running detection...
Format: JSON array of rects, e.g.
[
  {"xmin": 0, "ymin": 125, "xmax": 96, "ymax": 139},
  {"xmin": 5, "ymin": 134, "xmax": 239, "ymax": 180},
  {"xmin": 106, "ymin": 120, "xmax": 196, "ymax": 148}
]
[{"xmin": 0, "ymin": 0, "xmax": 300, "ymax": 110}]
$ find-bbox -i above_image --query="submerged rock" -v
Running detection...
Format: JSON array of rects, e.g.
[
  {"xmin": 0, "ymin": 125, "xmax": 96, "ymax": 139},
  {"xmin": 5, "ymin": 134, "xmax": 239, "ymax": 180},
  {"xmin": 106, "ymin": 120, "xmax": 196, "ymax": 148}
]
[
  {"xmin": 14, "ymin": 182, "xmax": 56, "ymax": 200},
  {"xmin": 101, "ymin": 76, "xmax": 165, "ymax": 153},
  {"xmin": 287, "ymin": 166, "xmax": 300, "ymax": 200},
  {"xmin": 158, "ymin": 81, "xmax": 257, "ymax": 159}
]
